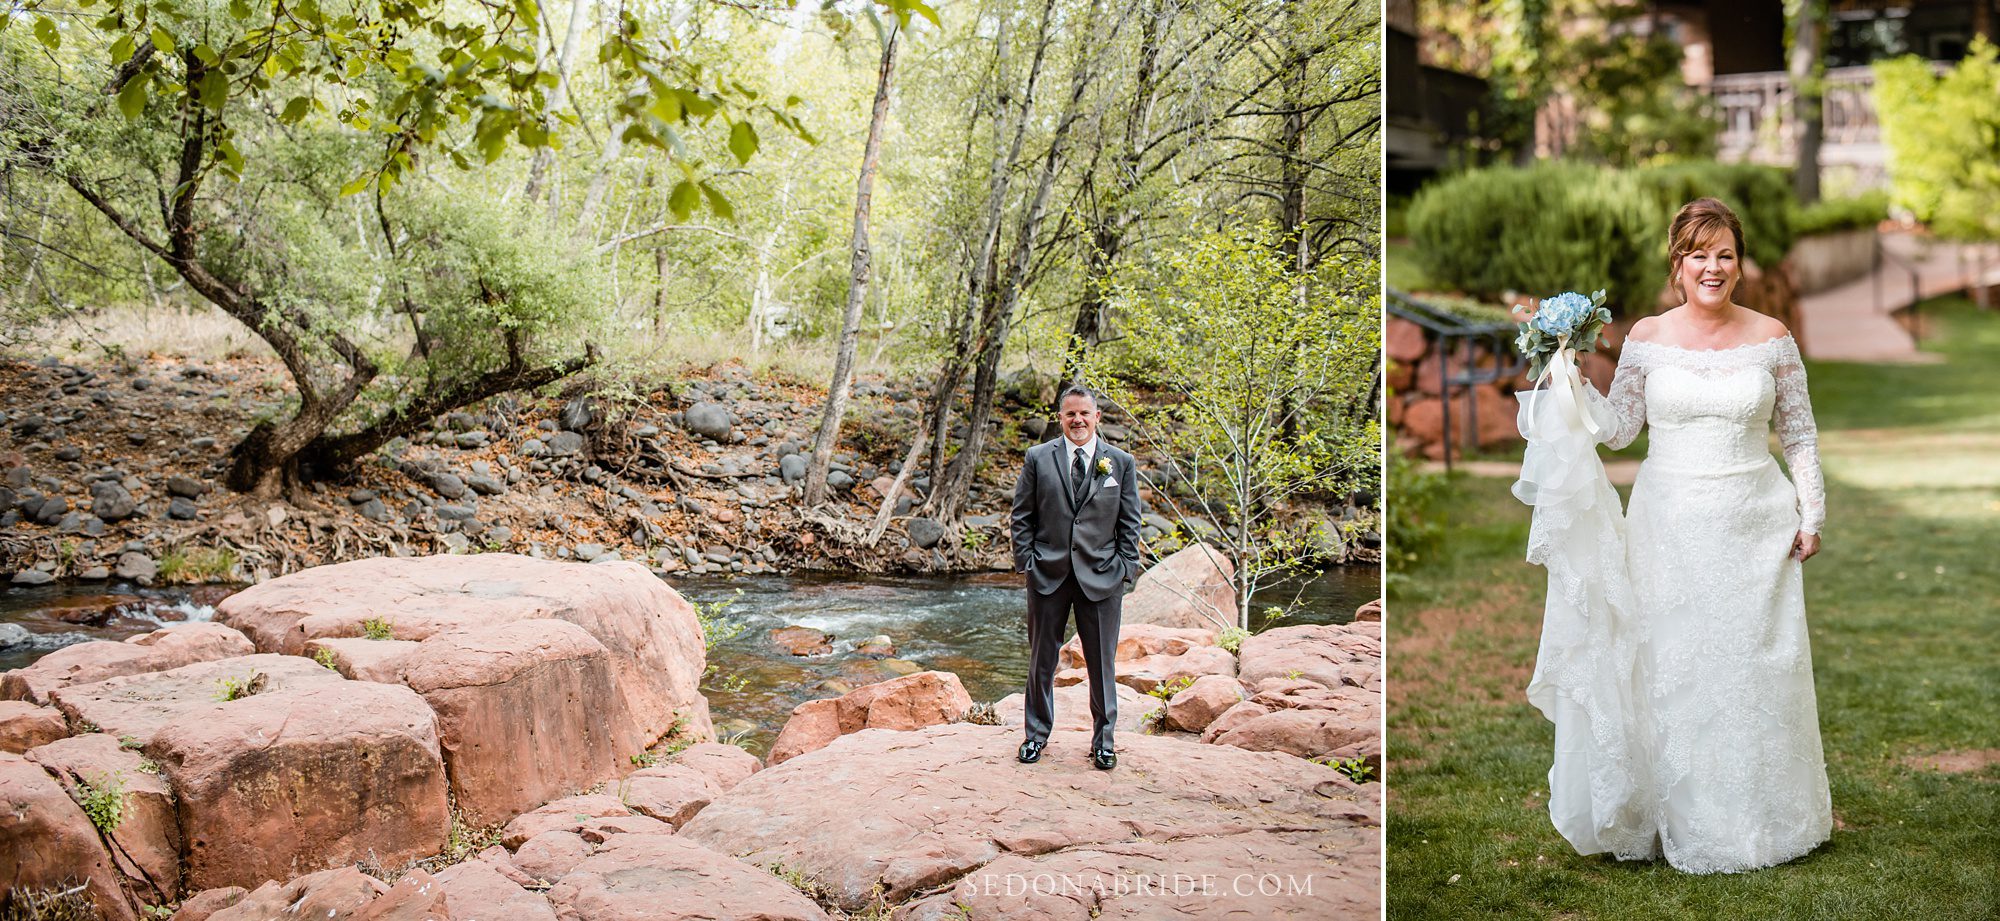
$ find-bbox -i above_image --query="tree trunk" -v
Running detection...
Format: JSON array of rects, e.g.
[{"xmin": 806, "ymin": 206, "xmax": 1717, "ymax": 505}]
[
  {"xmin": 1788, "ymin": 0, "xmax": 1824, "ymax": 205},
  {"xmin": 805, "ymin": 25, "xmax": 900, "ymax": 506},
  {"xmin": 525, "ymin": 0, "xmax": 591, "ymax": 204}
]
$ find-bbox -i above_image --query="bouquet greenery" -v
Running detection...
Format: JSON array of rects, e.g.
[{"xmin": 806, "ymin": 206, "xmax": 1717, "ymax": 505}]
[{"xmin": 1513, "ymin": 290, "xmax": 1612, "ymax": 383}]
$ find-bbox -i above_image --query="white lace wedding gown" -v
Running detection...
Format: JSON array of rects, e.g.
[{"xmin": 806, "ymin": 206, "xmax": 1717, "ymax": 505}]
[{"xmin": 1517, "ymin": 333, "xmax": 1833, "ymax": 875}]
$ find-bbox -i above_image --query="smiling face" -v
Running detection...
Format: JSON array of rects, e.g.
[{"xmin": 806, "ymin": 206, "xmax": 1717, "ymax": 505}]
[
  {"xmin": 1674, "ymin": 227, "xmax": 1740, "ymax": 310},
  {"xmin": 1057, "ymin": 392, "xmax": 1101, "ymax": 446}
]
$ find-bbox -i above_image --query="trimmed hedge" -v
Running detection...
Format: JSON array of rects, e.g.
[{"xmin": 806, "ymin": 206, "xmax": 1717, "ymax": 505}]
[
  {"xmin": 1407, "ymin": 160, "xmax": 1797, "ymax": 316},
  {"xmin": 1792, "ymin": 190, "xmax": 1889, "ymax": 237}
]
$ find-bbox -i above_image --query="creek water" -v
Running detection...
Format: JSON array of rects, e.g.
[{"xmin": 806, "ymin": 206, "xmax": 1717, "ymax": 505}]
[{"xmin": 0, "ymin": 565, "xmax": 1377, "ymax": 755}]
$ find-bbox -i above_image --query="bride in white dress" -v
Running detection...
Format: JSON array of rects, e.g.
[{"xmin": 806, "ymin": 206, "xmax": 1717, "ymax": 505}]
[{"xmin": 1517, "ymin": 197, "xmax": 1833, "ymax": 875}]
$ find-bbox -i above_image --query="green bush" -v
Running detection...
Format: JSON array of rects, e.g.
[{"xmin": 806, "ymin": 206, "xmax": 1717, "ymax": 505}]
[
  {"xmin": 1408, "ymin": 160, "xmax": 1798, "ymax": 316},
  {"xmin": 1792, "ymin": 190, "xmax": 1889, "ymax": 238},
  {"xmin": 75, "ymin": 773, "xmax": 128, "ymax": 834}
]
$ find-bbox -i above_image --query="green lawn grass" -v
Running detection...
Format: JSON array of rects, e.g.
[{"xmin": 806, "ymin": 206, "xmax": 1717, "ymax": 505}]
[{"xmin": 1387, "ymin": 296, "xmax": 2000, "ymax": 920}]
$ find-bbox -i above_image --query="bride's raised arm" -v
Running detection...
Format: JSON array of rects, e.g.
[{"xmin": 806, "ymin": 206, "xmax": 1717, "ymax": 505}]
[{"xmin": 1771, "ymin": 337, "xmax": 1826, "ymax": 535}]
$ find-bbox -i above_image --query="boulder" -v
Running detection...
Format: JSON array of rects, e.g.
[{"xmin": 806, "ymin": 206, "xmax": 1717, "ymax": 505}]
[
  {"xmin": 401, "ymin": 619, "xmax": 631, "ymax": 826},
  {"xmin": 171, "ymin": 888, "xmax": 247, "ymax": 921},
  {"xmin": 0, "ymin": 699, "xmax": 68, "ymax": 752},
  {"xmin": 207, "ymin": 866, "xmax": 387, "ymax": 921},
  {"xmin": 0, "ymin": 752, "xmax": 137, "ymax": 921},
  {"xmin": 511, "ymin": 829, "xmax": 592, "ymax": 882},
  {"xmin": 352, "ymin": 868, "xmax": 449, "ymax": 921},
  {"xmin": 214, "ymin": 554, "xmax": 713, "ymax": 744},
  {"xmin": 3, "ymin": 622, "xmax": 256, "ymax": 704},
  {"xmin": 682, "ymin": 402, "xmax": 733, "ymax": 440},
  {"xmin": 770, "ymin": 625, "xmax": 835, "ymax": 656},
  {"xmin": 1121, "ymin": 546, "xmax": 1236, "ymax": 631},
  {"xmin": 1355, "ymin": 598, "xmax": 1383, "ymax": 622},
  {"xmin": 991, "ymin": 682, "xmax": 1162, "ymax": 736},
  {"xmin": 767, "ymin": 670, "xmax": 973, "ymax": 765},
  {"xmin": 499, "ymin": 793, "xmax": 632, "ymax": 849},
  {"xmin": 679, "ymin": 723, "xmax": 1377, "ymax": 914},
  {"xmin": 1238, "ymin": 622, "xmax": 1380, "ymax": 689},
  {"xmin": 141, "ymin": 675, "xmax": 450, "ymax": 891},
  {"xmin": 27, "ymin": 733, "xmax": 181, "ymax": 904},
  {"xmin": 546, "ymin": 834, "xmax": 830, "ymax": 921},
  {"xmin": 620, "ymin": 763, "xmax": 722, "ymax": 828},
  {"xmin": 1057, "ymin": 622, "xmax": 1218, "ymax": 670},
  {"xmin": 1164, "ymin": 674, "xmax": 1251, "ymax": 733},
  {"xmin": 48, "ymin": 654, "xmax": 343, "ymax": 749},
  {"xmin": 430, "ymin": 858, "xmax": 558, "ymax": 919},
  {"xmin": 670, "ymin": 741, "xmax": 762, "ymax": 791},
  {"xmin": 1209, "ymin": 700, "xmax": 1381, "ymax": 768},
  {"xmin": 302, "ymin": 637, "xmax": 420, "ymax": 683}
]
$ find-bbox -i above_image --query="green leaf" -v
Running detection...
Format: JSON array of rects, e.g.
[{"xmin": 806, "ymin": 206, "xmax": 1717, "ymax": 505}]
[
  {"xmin": 700, "ymin": 181, "xmax": 733, "ymax": 220},
  {"xmin": 197, "ymin": 69, "xmax": 229, "ymax": 111},
  {"xmin": 149, "ymin": 25, "xmax": 175, "ymax": 54},
  {"xmin": 229, "ymin": 0, "xmax": 251, "ymax": 20},
  {"xmin": 33, "ymin": 16, "xmax": 59, "ymax": 51},
  {"xmin": 117, "ymin": 76, "xmax": 148, "ymax": 119},
  {"xmin": 110, "ymin": 34, "xmax": 136, "ymax": 65},
  {"xmin": 667, "ymin": 179, "xmax": 699, "ymax": 220},
  {"xmin": 280, "ymin": 95, "xmax": 311, "ymax": 122},
  {"xmin": 727, "ymin": 120, "xmax": 758, "ymax": 165},
  {"xmin": 192, "ymin": 43, "xmax": 219, "ymax": 65},
  {"xmin": 338, "ymin": 175, "xmax": 370, "ymax": 197}
]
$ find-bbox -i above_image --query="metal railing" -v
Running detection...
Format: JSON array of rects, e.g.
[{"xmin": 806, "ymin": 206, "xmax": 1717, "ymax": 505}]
[
  {"xmin": 1387, "ymin": 288, "xmax": 1528, "ymax": 471},
  {"xmin": 1874, "ymin": 237, "xmax": 1924, "ymax": 340}
]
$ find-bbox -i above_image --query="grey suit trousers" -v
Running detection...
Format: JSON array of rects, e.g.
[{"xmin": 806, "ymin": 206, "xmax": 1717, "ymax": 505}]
[{"xmin": 1023, "ymin": 570, "xmax": 1121, "ymax": 751}]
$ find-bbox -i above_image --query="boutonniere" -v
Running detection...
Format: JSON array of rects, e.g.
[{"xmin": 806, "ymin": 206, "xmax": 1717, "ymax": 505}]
[{"xmin": 1096, "ymin": 457, "xmax": 1113, "ymax": 477}]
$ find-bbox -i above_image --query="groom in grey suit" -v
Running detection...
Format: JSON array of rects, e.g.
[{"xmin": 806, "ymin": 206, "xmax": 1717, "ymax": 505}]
[{"xmin": 1009, "ymin": 385, "xmax": 1142, "ymax": 770}]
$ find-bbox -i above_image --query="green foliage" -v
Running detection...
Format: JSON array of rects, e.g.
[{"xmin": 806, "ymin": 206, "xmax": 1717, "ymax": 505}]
[
  {"xmin": 157, "ymin": 546, "xmax": 238, "ymax": 583},
  {"xmin": 1792, "ymin": 190, "xmax": 1889, "ymax": 237},
  {"xmin": 1874, "ymin": 39, "xmax": 2000, "ymax": 241},
  {"xmin": 629, "ymin": 751, "xmax": 660, "ymax": 767},
  {"xmin": 312, "ymin": 647, "xmax": 341, "ymax": 671},
  {"xmin": 1216, "ymin": 625, "xmax": 1250, "ymax": 654},
  {"xmin": 1316, "ymin": 755, "xmax": 1375, "ymax": 783},
  {"xmin": 1088, "ymin": 220, "xmax": 1379, "ymax": 628},
  {"xmin": 1556, "ymin": 18, "xmax": 1722, "ymax": 166},
  {"xmin": 1146, "ymin": 675, "xmax": 1197, "ymax": 701},
  {"xmin": 213, "ymin": 674, "xmax": 259, "ymax": 701},
  {"xmin": 691, "ymin": 590, "xmax": 746, "ymax": 650},
  {"xmin": 1385, "ymin": 434, "xmax": 1454, "ymax": 584},
  {"xmin": 959, "ymin": 527, "xmax": 989, "ymax": 551},
  {"xmin": 75, "ymin": 772, "xmax": 128, "ymax": 834},
  {"xmin": 361, "ymin": 617, "xmax": 395, "ymax": 641},
  {"xmin": 1409, "ymin": 160, "xmax": 1795, "ymax": 315}
]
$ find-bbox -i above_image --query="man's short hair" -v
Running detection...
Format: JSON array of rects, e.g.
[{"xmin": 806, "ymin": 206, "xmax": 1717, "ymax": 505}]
[{"xmin": 1058, "ymin": 384, "xmax": 1099, "ymax": 409}]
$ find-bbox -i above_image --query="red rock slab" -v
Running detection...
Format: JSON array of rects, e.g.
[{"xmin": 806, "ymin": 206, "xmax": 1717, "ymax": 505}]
[
  {"xmin": 150, "ymin": 680, "xmax": 450, "ymax": 892},
  {"xmin": 3, "ymin": 622, "xmax": 256, "ymax": 704},
  {"xmin": 302, "ymin": 637, "xmax": 420, "ymax": 684},
  {"xmin": 499, "ymin": 794, "xmax": 633, "ymax": 849},
  {"xmin": 1121, "ymin": 546, "xmax": 1236, "ymax": 632},
  {"xmin": 1163, "ymin": 675, "xmax": 1250, "ymax": 733},
  {"xmin": 679, "ymin": 723, "xmax": 1377, "ymax": 914},
  {"xmin": 206, "ymin": 866, "xmax": 387, "ymax": 921},
  {"xmin": 47, "ymin": 654, "xmax": 343, "ymax": 750},
  {"xmin": 1053, "ymin": 646, "xmax": 1238, "ymax": 695},
  {"xmin": 0, "ymin": 752, "xmax": 137, "ymax": 921},
  {"xmin": 892, "ymin": 828, "xmax": 1379, "ymax": 921},
  {"xmin": 0, "ymin": 699, "xmax": 68, "ymax": 752},
  {"xmin": 431, "ymin": 858, "xmax": 558, "ymax": 919},
  {"xmin": 170, "ymin": 887, "xmax": 247, "ymax": 920},
  {"xmin": 511, "ymin": 829, "xmax": 592, "ymax": 883},
  {"xmin": 767, "ymin": 670, "xmax": 973, "ymax": 765},
  {"xmin": 27, "ymin": 733, "xmax": 181, "ymax": 904},
  {"xmin": 354, "ymin": 868, "xmax": 449, "ymax": 921},
  {"xmin": 403, "ymin": 619, "xmax": 631, "ymax": 827},
  {"xmin": 1237, "ymin": 622, "xmax": 1380, "ymax": 689},
  {"xmin": 1058, "ymin": 623, "xmax": 1218, "ymax": 670},
  {"xmin": 545, "ymin": 833, "xmax": 831, "ymax": 921},
  {"xmin": 214, "ymin": 554, "xmax": 713, "ymax": 744},
  {"xmin": 668, "ymin": 741, "xmax": 762, "ymax": 791}
]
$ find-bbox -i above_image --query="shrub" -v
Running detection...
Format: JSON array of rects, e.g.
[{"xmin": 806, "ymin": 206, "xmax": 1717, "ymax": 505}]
[
  {"xmin": 1216, "ymin": 625, "xmax": 1250, "ymax": 654},
  {"xmin": 1792, "ymin": 190, "xmax": 1889, "ymax": 238},
  {"xmin": 75, "ymin": 772, "xmax": 128, "ymax": 834},
  {"xmin": 1408, "ymin": 160, "xmax": 1797, "ymax": 315},
  {"xmin": 361, "ymin": 617, "xmax": 394, "ymax": 641}
]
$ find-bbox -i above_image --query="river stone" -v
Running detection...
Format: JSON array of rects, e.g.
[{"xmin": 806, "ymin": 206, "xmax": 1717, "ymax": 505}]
[
  {"xmin": 10, "ymin": 570, "xmax": 53, "ymax": 585},
  {"xmin": 167, "ymin": 475, "xmax": 208, "ymax": 498},
  {"xmin": 0, "ymin": 700, "xmax": 68, "ymax": 753},
  {"xmin": 546, "ymin": 834, "xmax": 830, "ymax": 921},
  {"xmin": 168, "ymin": 496, "xmax": 199, "ymax": 520},
  {"xmin": 215, "ymin": 554, "xmax": 714, "ymax": 745},
  {"xmin": 3, "ymin": 622, "xmax": 256, "ymax": 704},
  {"xmin": 680, "ymin": 723, "xmax": 1378, "ymax": 914},
  {"xmin": 116, "ymin": 550, "xmax": 158, "ymax": 583},
  {"xmin": 769, "ymin": 625, "xmax": 834, "ymax": 656},
  {"xmin": 90, "ymin": 480, "xmax": 137, "ymax": 521},
  {"xmin": 683, "ymin": 402, "xmax": 733, "ymax": 440},
  {"xmin": 545, "ymin": 430, "xmax": 586, "ymax": 456},
  {"xmin": 906, "ymin": 517, "xmax": 945, "ymax": 549},
  {"xmin": 779, "ymin": 453, "xmax": 808, "ymax": 484},
  {"xmin": 1122, "ymin": 545, "xmax": 1236, "ymax": 631}
]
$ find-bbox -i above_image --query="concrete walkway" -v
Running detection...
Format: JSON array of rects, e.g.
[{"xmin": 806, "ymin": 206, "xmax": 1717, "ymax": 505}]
[
  {"xmin": 1799, "ymin": 233, "xmax": 2000, "ymax": 363},
  {"xmin": 1418, "ymin": 458, "xmax": 1640, "ymax": 484}
]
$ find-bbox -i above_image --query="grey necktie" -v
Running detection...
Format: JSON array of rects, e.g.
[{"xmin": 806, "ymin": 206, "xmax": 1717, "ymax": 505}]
[{"xmin": 1071, "ymin": 447, "xmax": 1087, "ymax": 502}]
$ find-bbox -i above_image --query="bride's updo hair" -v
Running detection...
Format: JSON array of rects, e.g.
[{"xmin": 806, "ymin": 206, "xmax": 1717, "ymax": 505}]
[{"xmin": 1666, "ymin": 197, "xmax": 1745, "ymax": 300}]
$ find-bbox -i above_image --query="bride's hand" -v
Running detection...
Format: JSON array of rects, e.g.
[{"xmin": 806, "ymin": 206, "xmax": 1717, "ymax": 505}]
[{"xmin": 1792, "ymin": 531, "xmax": 1820, "ymax": 562}]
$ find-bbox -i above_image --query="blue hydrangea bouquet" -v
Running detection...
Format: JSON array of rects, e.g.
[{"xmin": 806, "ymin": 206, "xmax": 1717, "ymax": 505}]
[{"xmin": 1513, "ymin": 289, "xmax": 1612, "ymax": 383}]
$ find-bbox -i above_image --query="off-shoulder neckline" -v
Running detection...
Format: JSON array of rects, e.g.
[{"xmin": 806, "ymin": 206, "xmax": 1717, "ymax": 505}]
[{"xmin": 1622, "ymin": 332, "xmax": 1795, "ymax": 354}]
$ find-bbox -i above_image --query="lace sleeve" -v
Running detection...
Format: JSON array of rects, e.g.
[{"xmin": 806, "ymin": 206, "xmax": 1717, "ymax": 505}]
[
  {"xmin": 1771, "ymin": 337, "xmax": 1825, "ymax": 535},
  {"xmin": 1583, "ymin": 345, "xmax": 1647, "ymax": 450}
]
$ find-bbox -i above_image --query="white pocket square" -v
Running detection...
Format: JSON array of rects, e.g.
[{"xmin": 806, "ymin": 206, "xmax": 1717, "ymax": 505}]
[{"xmin": 1102, "ymin": 477, "xmax": 1117, "ymax": 488}]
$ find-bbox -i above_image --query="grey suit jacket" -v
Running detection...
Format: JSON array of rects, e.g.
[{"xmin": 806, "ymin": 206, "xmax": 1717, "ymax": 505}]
[{"xmin": 1010, "ymin": 437, "xmax": 1144, "ymax": 602}]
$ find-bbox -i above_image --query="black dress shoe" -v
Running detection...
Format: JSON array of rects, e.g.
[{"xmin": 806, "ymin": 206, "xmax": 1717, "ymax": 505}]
[
  {"xmin": 1092, "ymin": 747, "xmax": 1117, "ymax": 770},
  {"xmin": 1018, "ymin": 739, "xmax": 1045, "ymax": 763}
]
